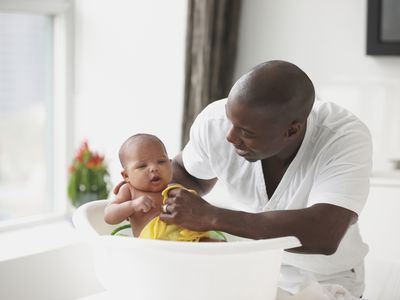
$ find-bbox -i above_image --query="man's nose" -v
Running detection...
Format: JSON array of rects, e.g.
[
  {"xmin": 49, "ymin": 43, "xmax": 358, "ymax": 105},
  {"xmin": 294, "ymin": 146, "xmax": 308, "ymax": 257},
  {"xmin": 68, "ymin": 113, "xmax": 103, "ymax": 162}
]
[{"xmin": 226, "ymin": 126, "xmax": 242, "ymax": 145}]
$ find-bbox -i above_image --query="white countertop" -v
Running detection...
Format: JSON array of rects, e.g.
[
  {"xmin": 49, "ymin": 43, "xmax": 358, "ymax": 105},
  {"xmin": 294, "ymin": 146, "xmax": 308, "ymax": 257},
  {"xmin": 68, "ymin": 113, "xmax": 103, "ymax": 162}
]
[{"xmin": 371, "ymin": 170, "xmax": 400, "ymax": 187}]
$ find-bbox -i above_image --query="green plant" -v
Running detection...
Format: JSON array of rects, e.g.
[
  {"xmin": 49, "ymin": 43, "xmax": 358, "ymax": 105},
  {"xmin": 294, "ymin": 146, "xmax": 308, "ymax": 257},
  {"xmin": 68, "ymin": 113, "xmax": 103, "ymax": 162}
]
[{"xmin": 67, "ymin": 140, "xmax": 110, "ymax": 207}]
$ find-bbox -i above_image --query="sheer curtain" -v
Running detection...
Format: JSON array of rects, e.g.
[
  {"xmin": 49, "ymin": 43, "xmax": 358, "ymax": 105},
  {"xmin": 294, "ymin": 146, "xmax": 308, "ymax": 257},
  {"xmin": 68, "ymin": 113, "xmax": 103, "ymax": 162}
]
[{"xmin": 181, "ymin": 0, "xmax": 241, "ymax": 147}]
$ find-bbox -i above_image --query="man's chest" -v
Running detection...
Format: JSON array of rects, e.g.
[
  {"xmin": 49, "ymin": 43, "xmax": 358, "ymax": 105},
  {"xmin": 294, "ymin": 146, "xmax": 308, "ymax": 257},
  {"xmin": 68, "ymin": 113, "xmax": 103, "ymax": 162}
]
[
  {"xmin": 213, "ymin": 156, "xmax": 316, "ymax": 212},
  {"xmin": 261, "ymin": 159, "xmax": 289, "ymax": 199}
]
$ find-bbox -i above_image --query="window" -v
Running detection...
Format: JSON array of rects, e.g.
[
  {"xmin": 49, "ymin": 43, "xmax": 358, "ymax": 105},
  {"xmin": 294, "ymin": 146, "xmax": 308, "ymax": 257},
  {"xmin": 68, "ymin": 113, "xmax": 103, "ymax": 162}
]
[
  {"xmin": 0, "ymin": 12, "xmax": 53, "ymax": 221},
  {"xmin": 0, "ymin": 1, "xmax": 72, "ymax": 228}
]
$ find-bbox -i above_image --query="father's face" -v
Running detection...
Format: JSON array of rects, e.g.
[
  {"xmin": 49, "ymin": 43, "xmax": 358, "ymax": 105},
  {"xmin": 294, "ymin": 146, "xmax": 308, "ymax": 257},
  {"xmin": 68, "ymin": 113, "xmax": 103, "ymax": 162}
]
[{"xmin": 225, "ymin": 98, "xmax": 290, "ymax": 162}]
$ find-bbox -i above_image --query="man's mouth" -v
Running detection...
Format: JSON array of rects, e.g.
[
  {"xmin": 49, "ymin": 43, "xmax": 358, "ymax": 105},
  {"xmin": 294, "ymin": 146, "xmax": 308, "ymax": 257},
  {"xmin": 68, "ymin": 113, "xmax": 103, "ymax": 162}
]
[{"xmin": 234, "ymin": 146, "xmax": 250, "ymax": 156}]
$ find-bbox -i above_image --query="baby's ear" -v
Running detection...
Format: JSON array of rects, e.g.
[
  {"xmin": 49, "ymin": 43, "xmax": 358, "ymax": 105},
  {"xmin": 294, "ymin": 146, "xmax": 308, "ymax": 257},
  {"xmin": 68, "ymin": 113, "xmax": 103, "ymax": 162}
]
[{"xmin": 120, "ymin": 170, "xmax": 129, "ymax": 182}]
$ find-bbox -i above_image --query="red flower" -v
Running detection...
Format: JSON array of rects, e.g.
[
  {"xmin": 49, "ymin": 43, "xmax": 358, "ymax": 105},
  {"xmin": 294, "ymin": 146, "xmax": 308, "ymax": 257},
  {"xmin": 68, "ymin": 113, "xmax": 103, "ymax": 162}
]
[
  {"xmin": 71, "ymin": 141, "xmax": 106, "ymax": 170},
  {"xmin": 75, "ymin": 140, "xmax": 90, "ymax": 162},
  {"xmin": 68, "ymin": 165, "xmax": 75, "ymax": 173}
]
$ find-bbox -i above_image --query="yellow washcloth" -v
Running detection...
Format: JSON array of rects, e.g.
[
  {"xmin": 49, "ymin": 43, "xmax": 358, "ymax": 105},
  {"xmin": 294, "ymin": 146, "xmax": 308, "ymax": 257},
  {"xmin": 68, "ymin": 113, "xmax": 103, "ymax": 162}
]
[{"xmin": 139, "ymin": 184, "xmax": 210, "ymax": 241}]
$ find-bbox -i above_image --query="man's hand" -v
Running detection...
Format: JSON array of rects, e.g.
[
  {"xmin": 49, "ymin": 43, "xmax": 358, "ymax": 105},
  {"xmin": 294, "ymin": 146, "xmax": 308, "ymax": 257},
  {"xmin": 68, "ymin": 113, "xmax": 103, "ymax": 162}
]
[
  {"xmin": 159, "ymin": 188, "xmax": 217, "ymax": 231},
  {"xmin": 113, "ymin": 181, "xmax": 127, "ymax": 195},
  {"xmin": 131, "ymin": 195, "xmax": 156, "ymax": 213}
]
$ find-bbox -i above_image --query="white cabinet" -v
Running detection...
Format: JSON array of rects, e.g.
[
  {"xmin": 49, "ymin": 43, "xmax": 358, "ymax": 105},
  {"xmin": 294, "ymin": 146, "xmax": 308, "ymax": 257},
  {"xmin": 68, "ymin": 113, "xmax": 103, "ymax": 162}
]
[
  {"xmin": 359, "ymin": 178, "xmax": 400, "ymax": 263},
  {"xmin": 360, "ymin": 177, "xmax": 400, "ymax": 299}
]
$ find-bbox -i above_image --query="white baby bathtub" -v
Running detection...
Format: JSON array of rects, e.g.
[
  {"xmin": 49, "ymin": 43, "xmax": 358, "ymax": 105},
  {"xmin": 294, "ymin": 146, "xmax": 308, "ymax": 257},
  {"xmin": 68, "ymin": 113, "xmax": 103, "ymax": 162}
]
[{"xmin": 73, "ymin": 200, "xmax": 300, "ymax": 300}]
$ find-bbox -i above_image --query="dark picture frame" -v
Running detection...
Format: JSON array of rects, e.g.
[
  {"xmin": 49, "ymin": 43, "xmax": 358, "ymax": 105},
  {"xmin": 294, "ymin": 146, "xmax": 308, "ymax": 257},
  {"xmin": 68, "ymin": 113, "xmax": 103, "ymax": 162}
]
[{"xmin": 367, "ymin": 0, "xmax": 400, "ymax": 55}]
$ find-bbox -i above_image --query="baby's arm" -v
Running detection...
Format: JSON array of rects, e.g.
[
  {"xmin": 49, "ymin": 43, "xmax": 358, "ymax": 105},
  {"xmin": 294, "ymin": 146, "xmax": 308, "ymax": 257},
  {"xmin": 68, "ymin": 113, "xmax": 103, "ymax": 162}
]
[{"xmin": 104, "ymin": 184, "xmax": 156, "ymax": 224}]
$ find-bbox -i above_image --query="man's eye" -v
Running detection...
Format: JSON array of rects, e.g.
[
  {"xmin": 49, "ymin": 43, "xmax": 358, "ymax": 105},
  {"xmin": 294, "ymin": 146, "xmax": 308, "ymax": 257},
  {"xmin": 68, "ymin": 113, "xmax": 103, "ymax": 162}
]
[{"xmin": 241, "ymin": 130, "xmax": 253, "ymax": 137}]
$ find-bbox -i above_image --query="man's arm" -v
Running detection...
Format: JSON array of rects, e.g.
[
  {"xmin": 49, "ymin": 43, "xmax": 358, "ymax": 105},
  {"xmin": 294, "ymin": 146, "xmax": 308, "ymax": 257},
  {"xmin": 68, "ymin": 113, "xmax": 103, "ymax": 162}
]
[
  {"xmin": 161, "ymin": 184, "xmax": 357, "ymax": 255},
  {"xmin": 166, "ymin": 153, "xmax": 357, "ymax": 255},
  {"xmin": 211, "ymin": 202, "xmax": 357, "ymax": 255},
  {"xmin": 171, "ymin": 152, "xmax": 217, "ymax": 196}
]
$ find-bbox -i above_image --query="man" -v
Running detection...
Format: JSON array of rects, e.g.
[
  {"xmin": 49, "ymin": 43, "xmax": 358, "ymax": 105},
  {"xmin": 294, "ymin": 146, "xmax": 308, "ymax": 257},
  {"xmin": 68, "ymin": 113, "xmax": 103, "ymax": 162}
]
[{"xmin": 159, "ymin": 60, "xmax": 372, "ymax": 297}]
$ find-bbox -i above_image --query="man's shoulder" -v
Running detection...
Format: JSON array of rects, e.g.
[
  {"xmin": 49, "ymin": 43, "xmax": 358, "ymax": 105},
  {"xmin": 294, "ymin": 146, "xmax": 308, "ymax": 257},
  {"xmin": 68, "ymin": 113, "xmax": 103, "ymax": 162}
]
[
  {"xmin": 311, "ymin": 101, "xmax": 370, "ymax": 137},
  {"xmin": 199, "ymin": 98, "xmax": 227, "ymax": 121},
  {"xmin": 193, "ymin": 98, "xmax": 229, "ymax": 135},
  {"xmin": 308, "ymin": 101, "xmax": 372, "ymax": 161}
]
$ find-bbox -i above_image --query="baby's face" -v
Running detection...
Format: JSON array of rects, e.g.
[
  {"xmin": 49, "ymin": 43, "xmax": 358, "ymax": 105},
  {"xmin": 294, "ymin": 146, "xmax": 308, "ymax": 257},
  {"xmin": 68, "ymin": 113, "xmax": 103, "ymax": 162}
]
[{"xmin": 123, "ymin": 140, "xmax": 172, "ymax": 193}]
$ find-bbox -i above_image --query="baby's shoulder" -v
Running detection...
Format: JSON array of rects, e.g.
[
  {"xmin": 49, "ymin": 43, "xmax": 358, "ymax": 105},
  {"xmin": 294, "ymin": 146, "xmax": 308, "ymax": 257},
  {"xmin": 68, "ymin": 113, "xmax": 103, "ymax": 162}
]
[{"xmin": 117, "ymin": 183, "xmax": 134, "ymax": 198}]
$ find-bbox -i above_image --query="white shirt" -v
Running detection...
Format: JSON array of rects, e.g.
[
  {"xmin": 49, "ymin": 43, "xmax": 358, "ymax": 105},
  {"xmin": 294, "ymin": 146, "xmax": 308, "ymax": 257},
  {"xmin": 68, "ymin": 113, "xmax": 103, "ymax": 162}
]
[{"xmin": 182, "ymin": 99, "xmax": 372, "ymax": 279}]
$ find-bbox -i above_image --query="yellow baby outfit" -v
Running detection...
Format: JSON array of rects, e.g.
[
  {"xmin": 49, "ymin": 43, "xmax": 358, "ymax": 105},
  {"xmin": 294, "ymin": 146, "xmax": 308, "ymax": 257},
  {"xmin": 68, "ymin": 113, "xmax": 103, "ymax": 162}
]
[{"xmin": 139, "ymin": 184, "xmax": 210, "ymax": 241}]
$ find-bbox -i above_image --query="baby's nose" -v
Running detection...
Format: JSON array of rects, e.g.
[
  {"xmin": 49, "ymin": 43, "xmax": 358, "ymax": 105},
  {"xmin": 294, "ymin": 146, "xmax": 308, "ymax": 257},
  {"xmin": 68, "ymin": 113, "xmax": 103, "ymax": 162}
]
[{"xmin": 149, "ymin": 164, "xmax": 159, "ymax": 172}]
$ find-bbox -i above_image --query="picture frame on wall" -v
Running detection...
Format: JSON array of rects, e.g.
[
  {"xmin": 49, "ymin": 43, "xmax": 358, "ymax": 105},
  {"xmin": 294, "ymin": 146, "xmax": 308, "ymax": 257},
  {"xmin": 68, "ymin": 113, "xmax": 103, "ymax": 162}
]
[{"xmin": 367, "ymin": 0, "xmax": 400, "ymax": 55}]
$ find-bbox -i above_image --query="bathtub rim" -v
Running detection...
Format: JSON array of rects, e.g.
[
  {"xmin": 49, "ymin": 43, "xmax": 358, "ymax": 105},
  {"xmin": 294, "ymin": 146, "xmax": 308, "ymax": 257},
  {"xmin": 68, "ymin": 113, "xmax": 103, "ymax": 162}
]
[
  {"xmin": 90, "ymin": 235, "xmax": 301, "ymax": 255},
  {"xmin": 73, "ymin": 199, "xmax": 301, "ymax": 255}
]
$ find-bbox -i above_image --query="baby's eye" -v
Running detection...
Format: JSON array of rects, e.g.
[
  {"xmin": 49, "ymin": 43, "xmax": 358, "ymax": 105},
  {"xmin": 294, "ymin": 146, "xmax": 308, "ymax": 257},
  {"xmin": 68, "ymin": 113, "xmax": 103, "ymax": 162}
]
[
  {"xmin": 158, "ymin": 160, "xmax": 167, "ymax": 164},
  {"xmin": 137, "ymin": 164, "xmax": 147, "ymax": 169}
]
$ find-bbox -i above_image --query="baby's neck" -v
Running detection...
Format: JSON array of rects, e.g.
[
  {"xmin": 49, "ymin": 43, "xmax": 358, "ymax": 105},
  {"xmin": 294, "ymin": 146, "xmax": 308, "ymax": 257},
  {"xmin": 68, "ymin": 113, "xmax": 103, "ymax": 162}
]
[
  {"xmin": 131, "ymin": 185, "xmax": 168, "ymax": 195},
  {"xmin": 129, "ymin": 185, "xmax": 166, "ymax": 204}
]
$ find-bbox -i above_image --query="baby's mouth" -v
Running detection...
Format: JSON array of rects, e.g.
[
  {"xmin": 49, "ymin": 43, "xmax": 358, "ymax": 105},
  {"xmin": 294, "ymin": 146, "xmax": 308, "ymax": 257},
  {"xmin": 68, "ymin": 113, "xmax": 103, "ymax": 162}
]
[{"xmin": 150, "ymin": 176, "xmax": 162, "ymax": 184}]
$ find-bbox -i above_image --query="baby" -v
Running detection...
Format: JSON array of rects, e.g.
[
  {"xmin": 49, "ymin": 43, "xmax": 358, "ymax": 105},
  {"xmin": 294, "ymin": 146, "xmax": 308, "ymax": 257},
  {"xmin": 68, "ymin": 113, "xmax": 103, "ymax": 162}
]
[
  {"xmin": 104, "ymin": 133, "xmax": 172, "ymax": 237},
  {"xmin": 104, "ymin": 134, "xmax": 225, "ymax": 241}
]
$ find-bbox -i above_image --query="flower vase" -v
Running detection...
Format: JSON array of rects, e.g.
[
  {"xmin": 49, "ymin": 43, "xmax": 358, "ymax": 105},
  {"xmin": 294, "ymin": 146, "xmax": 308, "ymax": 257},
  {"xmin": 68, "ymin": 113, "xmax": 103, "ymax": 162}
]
[{"xmin": 75, "ymin": 192, "xmax": 99, "ymax": 207}]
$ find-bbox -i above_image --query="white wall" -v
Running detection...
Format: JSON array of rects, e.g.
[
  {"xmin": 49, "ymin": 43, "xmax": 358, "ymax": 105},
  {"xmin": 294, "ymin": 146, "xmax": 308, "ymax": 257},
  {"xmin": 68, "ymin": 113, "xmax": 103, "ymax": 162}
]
[
  {"xmin": 235, "ymin": 0, "xmax": 400, "ymax": 171},
  {"xmin": 73, "ymin": 0, "xmax": 187, "ymax": 186}
]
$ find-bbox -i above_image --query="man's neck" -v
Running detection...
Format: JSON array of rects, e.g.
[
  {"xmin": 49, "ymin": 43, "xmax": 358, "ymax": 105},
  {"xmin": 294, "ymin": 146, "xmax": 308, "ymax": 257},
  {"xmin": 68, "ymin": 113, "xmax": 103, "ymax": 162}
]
[{"xmin": 269, "ymin": 120, "xmax": 307, "ymax": 167}]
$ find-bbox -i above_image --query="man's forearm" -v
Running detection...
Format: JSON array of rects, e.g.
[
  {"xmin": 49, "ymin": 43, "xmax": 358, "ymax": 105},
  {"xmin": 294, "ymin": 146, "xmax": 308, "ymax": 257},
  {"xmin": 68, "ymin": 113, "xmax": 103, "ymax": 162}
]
[
  {"xmin": 211, "ymin": 204, "xmax": 356, "ymax": 255},
  {"xmin": 211, "ymin": 208, "xmax": 306, "ymax": 249}
]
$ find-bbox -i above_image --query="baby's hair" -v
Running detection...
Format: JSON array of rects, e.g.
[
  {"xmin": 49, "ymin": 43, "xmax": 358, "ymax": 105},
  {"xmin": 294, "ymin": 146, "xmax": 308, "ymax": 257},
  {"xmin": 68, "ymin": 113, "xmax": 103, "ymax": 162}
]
[{"xmin": 119, "ymin": 133, "xmax": 167, "ymax": 169}]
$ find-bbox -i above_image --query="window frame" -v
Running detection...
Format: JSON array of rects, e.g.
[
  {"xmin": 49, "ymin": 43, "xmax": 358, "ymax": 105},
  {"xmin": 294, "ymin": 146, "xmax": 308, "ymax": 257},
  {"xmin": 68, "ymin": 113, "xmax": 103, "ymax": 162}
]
[{"xmin": 0, "ymin": 0, "xmax": 74, "ymax": 231}]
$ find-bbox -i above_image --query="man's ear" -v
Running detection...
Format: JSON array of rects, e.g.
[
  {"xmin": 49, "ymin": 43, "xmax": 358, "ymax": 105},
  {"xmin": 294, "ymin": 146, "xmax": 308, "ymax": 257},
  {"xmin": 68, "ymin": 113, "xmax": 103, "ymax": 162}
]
[
  {"xmin": 286, "ymin": 121, "xmax": 302, "ymax": 138},
  {"xmin": 121, "ymin": 170, "xmax": 129, "ymax": 182}
]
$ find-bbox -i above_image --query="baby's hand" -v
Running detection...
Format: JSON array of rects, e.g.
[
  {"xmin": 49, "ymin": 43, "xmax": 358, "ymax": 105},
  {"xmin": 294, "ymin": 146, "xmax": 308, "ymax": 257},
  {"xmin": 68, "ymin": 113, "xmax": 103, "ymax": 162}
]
[{"xmin": 131, "ymin": 196, "xmax": 156, "ymax": 213}]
